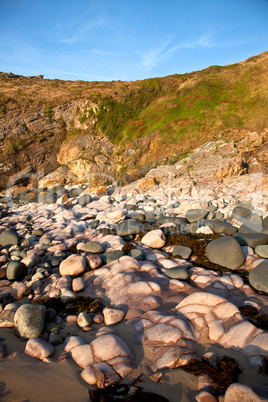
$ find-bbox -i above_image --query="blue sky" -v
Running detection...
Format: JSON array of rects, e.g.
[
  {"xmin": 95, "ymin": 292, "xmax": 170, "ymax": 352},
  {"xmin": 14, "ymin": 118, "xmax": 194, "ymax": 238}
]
[{"xmin": 0, "ymin": 0, "xmax": 268, "ymax": 81}]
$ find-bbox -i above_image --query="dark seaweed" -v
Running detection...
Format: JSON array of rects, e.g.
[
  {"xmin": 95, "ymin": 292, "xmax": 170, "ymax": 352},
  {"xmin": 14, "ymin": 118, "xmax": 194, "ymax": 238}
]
[{"xmin": 179, "ymin": 356, "xmax": 241, "ymax": 395}]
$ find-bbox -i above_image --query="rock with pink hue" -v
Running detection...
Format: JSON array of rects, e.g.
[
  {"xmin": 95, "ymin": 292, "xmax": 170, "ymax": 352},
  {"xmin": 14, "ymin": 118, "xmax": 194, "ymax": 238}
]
[
  {"xmin": 224, "ymin": 383, "xmax": 268, "ymax": 402},
  {"xmin": 25, "ymin": 337, "xmax": 54, "ymax": 360},
  {"xmin": 81, "ymin": 362, "xmax": 120, "ymax": 387},
  {"xmin": 47, "ymin": 243, "xmax": 67, "ymax": 252},
  {"xmin": 103, "ymin": 307, "xmax": 125, "ymax": 326},
  {"xmin": 21, "ymin": 253, "xmax": 41, "ymax": 267},
  {"xmin": 141, "ymin": 230, "xmax": 166, "ymax": 249},
  {"xmin": 49, "ymin": 288, "xmax": 61, "ymax": 298},
  {"xmin": 69, "ymin": 344, "xmax": 94, "ymax": 369},
  {"xmin": 0, "ymin": 279, "xmax": 11, "ymax": 287},
  {"xmin": 68, "ymin": 331, "xmax": 135, "ymax": 387},
  {"xmin": 59, "ymin": 255, "xmax": 86, "ymax": 277},
  {"xmin": 93, "ymin": 314, "xmax": 104, "ymax": 324},
  {"xmin": 195, "ymin": 391, "xmax": 218, "ymax": 402},
  {"xmin": 64, "ymin": 336, "xmax": 85, "ymax": 353},
  {"xmin": 10, "ymin": 282, "xmax": 31, "ymax": 300},
  {"xmin": 0, "ymin": 310, "xmax": 15, "ymax": 328},
  {"xmin": 72, "ymin": 277, "xmax": 84, "ymax": 292},
  {"xmin": 56, "ymin": 275, "xmax": 72, "ymax": 290},
  {"xmin": 105, "ymin": 207, "xmax": 126, "ymax": 224},
  {"xmin": 65, "ymin": 315, "xmax": 77, "ymax": 323},
  {"xmin": 77, "ymin": 312, "xmax": 92, "ymax": 328},
  {"xmin": 86, "ymin": 254, "xmax": 102, "ymax": 269},
  {"xmin": 176, "ymin": 291, "xmax": 268, "ymax": 366}
]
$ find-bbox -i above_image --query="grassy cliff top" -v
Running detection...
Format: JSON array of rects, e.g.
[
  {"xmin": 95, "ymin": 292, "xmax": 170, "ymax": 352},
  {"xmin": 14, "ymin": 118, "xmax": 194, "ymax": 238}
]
[{"xmin": 1, "ymin": 51, "xmax": 268, "ymax": 152}]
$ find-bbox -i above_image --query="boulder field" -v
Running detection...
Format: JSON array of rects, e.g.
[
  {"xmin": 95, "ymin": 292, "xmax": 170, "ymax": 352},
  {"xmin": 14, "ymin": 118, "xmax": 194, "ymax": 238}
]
[{"xmin": 0, "ymin": 177, "xmax": 268, "ymax": 401}]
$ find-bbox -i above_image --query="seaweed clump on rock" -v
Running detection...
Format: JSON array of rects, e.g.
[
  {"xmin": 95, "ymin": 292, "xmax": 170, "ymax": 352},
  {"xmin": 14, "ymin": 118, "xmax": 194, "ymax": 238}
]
[
  {"xmin": 88, "ymin": 384, "xmax": 169, "ymax": 401},
  {"xmin": 179, "ymin": 356, "xmax": 241, "ymax": 395},
  {"xmin": 34, "ymin": 296, "xmax": 106, "ymax": 315},
  {"xmin": 165, "ymin": 231, "xmax": 231, "ymax": 273},
  {"xmin": 240, "ymin": 305, "xmax": 268, "ymax": 331}
]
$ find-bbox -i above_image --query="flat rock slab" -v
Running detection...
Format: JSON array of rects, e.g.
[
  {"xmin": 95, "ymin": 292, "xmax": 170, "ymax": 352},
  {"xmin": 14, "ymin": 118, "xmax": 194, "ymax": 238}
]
[
  {"xmin": 206, "ymin": 236, "xmax": 245, "ymax": 270},
  {"xmin": 66, "ymin": 332, "xmax": 135, "ymax": 387}
]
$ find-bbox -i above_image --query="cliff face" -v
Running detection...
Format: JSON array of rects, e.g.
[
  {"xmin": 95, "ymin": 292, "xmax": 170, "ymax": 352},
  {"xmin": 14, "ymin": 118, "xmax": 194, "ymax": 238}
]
[{"xmin": 0, "ymin": 51, "xmax": 268, "ymax": 191}]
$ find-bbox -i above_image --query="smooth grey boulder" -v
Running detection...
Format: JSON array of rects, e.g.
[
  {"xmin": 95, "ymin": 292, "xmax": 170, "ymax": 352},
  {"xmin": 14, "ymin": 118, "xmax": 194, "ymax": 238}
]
[
  {"xmin": 232, "ymin": 206, "xmax": 263, "ymax": 231},
  {"xmin": 157, "ymin": 216, "xmax": 188, "ymax": 226},
  {"xmin": 101, "ymin": 250, "xmax": 125, "ymax": 265},
  {"xmin": 163, "ymin": 266, "xmax": 189, "ymax": 280},
  {"xmin": 69, "ymin": 187, "xmax": 83, "ymax": 197},
  {"xmin": 6, "ymin": 261, "xmax": 27, "ymax": 281},
  {"xmin": 172, "ymin": 245, "xmax": 192, "ymax": 259},
  {"xmin": 263, "ymin": 216, "xmax": 268, "ymax": 229},
  {"xmin": 39, "ymin": 236, "xmax": 52, "ymax": 245},
  {"xmin": 249, "ymin": 261, "xmax": 268, "ymax": 293},
  {"xmin": 115, "ymin": 219, "xmax": 142, "ymax": 237},
  {"xmin": 206, "ymin": 236, "xmax": 245, "ymax": 270},
  {"xmin": 32, "ymin": 228, "xmax": 44, "ymax": 237},
  {"xmin": 255, "ymin": 245, "xmax": 268, "ymax": 259},
  {"xmin": 79, "ymin": 241, "xmax": 104, "ymax": 254},
  {"xmin": 78, "ymin": 194, "xmax": 92, "ymax": 206},
  {"xmin": 38, "ymin": 191, "xmax": 58, "ymax": 204},
  {"xmin": 185, "ymin": 209, "xmax": 208, "ymax": 223},
  {"xmin": 128, "ymin": 248, "xmax": 145, "ymax": 260},
  {"xmin": 14, "ymin": 304, "xmax": 47, "ymax": 339},
  {"xmin": 231, "ymin": 206, "xmax": 252, "ymax": 219},
  {"xmin": 211, "ymin": 221, "xmax": 238, "ymax": 235},
  {"xmin": 233, "ymin": 233, "xmax": 268, "ymax": 248},
  {"xmin": 0, "ymin": 229, "xmax": 20, "ymax": 248}
]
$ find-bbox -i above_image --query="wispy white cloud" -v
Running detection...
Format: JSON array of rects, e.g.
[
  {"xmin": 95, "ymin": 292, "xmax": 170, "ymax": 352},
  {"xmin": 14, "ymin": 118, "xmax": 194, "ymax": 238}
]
[
  {"xmin": 92, "ymin": 49, "xmax": 117, "ymax": 56},
  {"xmin": 57, "ymin": 18, "xmax": 106, "ymax": 45},
  {"xmin": 141, "ymin": 40, "xmax": 173, "ymax": 69},
  {"xmin": 140, "ymin": 30, "xmax": 216, "ymax": 71}
]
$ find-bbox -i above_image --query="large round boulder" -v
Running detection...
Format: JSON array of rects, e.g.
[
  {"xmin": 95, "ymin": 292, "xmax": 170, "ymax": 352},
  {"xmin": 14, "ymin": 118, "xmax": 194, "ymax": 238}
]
[
  {"xmin": 206, "ymin": 236, "xmax": 245, "ymax": 270},
  {"xmin": 6, "ymin": 261, "xmax": 27, "ymax": 281},
  {"xmin": 185, "ymin": 209, "xmax": 208, "ymax": 223},
  {"xmin": 0, "ymin": 229, "xmax": 20, "ymax": 248},
  {"xmin": 59, "ymin": 255, "xmax": 86, "ymax": 277},
  {"xmin": 14, "ymin": 304, "xmax": 47, "ymax": 339},
  {"xmin": 249, "ymin": 261, "xmax": 268, "ymax": 293},
  {"xmin": 114, "ymin": 219, "xmax": 142, "ymax": 237}
]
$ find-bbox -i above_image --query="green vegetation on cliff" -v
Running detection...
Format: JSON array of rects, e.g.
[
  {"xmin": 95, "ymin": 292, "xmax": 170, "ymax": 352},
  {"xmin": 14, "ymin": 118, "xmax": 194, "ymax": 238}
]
[{"xmin": 0, "ymin": 51, "xmax": 267, "ymax": 155}]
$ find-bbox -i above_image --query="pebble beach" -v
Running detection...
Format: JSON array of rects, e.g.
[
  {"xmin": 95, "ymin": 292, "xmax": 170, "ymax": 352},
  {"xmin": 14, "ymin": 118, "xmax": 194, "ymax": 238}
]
[{"xmin": 0, "ymin": 180, "xmax": 268, "ymax": 402}]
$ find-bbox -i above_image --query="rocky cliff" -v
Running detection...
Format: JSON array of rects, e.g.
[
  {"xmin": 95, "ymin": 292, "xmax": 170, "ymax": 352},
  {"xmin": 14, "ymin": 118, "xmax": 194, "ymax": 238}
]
[{"xmin": 0, "ymin": 51, "xmax": 268, "ymax": 192}]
